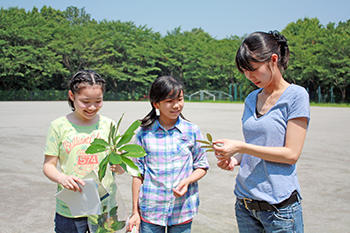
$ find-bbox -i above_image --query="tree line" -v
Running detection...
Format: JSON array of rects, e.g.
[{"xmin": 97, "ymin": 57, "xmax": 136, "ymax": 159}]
[{"xmin": 1, "ymin": 6, "xmax": 349, "ymax": 102}]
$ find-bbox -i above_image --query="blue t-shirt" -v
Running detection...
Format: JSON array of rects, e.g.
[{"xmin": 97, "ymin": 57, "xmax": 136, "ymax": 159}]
[{"xmin": 234, "ymin": 84, "xmax": 310, "ymax": 204}]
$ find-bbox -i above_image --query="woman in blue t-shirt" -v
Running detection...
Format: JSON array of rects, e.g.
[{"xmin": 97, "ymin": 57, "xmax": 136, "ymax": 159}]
[{"xmin": 213, "ymin": 31, "xmax": 310, "ymax": 233}]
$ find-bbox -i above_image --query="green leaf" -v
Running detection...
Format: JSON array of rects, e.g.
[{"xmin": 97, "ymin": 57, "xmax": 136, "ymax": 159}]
[
  {"xmin": 115, "ymin": 113, "xmax": 124, "ymax": 133},
  {"xmin": 113, "ymin": 135, "xmax": 121, "ymax": 146},
  {"xmin": 206, "ymin": 149, "xmax": 214, "ymax": 152},
  {"xmin": 116, "ymin": 120, "xmax": 141, "ymax": 147},
  {"xmin": 200, "ymin": 145, "xmax": 213, "ymax": 148},
  {"xmin": 92, "ymin": 138, "xmax": 109, "ymax": 147},
  {"xmin": 111, "ymin": 220, "xmax": 126, "ymax": 231},
  {"xmin": 196, "ymin": 140, "xmax": 211, "ymax": 145},
  {"xmin": 86, "ymin": 144, "xmax": 108, "ymax": 154},
  {"xmin": 98, "ymin": 155, "xmax": 109, "ymax": 181},
  {"xmin": 206, "ymin": 133, "xmax": 213, "ymax": 143},
  {"xmin": 119, "ymin": 144, "xmax": 146, "ymax": 158},
  {"xmin": 109, "ymin": 151, "xmax": 122, "ymax": 164},
  {"xmin": 120, "ymin": 155, "xmax": 139, "ymax": 171},
  {"xmin": 108, "ymin": 122, "xmax": 113, "ymax": 144},
  {"xmin": 109, "ymin": 206, "xmax": 118, "ymax": 216}
]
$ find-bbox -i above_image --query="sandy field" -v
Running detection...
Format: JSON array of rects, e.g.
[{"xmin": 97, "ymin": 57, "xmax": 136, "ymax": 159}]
[{"xmin": 0, "ymin": 101, "xmax": 349, "ymax": 233}]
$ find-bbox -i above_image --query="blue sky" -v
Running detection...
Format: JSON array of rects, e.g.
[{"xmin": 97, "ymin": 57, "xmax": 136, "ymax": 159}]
[{"xmin": 1, "ymin": 0, "xmax": 349, "ymax": 39}]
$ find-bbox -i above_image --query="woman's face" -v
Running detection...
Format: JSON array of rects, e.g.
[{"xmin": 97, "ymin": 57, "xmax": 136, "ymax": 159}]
[{"xmin": 243, "ymin": 61, "xmax": 273, "ymax": 88}]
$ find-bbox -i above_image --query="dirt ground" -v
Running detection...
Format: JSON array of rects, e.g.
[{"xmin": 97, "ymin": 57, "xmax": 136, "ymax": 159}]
[{"xmin": 0, "ymin": 101, "xmax": 349, "ymax": 233}]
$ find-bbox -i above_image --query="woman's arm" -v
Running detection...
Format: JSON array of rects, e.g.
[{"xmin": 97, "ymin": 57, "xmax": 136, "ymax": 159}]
[
  {"xmin": 43, "ymin": 155, "xmax": 85, "ymax": 192},
  {"xmin": 214, "ymin": 117, "xmax": 308, "ymax": 165}
]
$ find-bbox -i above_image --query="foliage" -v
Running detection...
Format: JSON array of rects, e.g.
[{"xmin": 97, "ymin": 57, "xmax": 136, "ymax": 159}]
[
  {"xmin": 196, "ymin": 133, "xmax": 223, "ymax": 152},
  {"xmin": 85, "ymin": 114, "xmax": 146, "ymax": 181},
  {"xmin": 0, "ymin": 7, "xmax": 349, "ymax": 102}
]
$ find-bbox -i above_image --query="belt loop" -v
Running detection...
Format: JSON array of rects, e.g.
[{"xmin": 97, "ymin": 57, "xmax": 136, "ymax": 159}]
[{"xmin": 243, "ymin": 198, "xmax": 252, "ymax": 210}]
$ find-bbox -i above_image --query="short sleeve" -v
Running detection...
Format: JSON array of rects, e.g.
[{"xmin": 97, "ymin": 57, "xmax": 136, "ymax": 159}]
[
  {"xmin": 44, "ymin": 122, "xmax": 60, "ymax": 156},
  {"xmin": 288, "ymin": 86, "xmax": 310, "ymax": 127},
  {"xmin": 132, "ymin": 129, "xmax": 146, "ymax": 176},
  {"xmin": 192, "ymin": 126, "xmax": 210, "ymax": 170}
]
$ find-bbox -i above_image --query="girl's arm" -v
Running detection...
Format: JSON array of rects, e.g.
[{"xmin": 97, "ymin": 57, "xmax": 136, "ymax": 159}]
[
  {"xmin": 128, "ymin": 176, "xmax": 143, "ymax": 232},
  {"xmin": 173, "ymin": 168, "xmax": 207, "ymax": 198},
  {"xmin": 213, "ymin": 117, "xmax": 308, "ymax": 165},
  {"xmin": 43, "ymin": 155, "xmax": 85, "ymax": 192}
]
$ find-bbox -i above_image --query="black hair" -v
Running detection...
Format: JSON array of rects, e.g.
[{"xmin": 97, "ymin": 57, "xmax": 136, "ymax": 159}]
[
  {"xmin": 235, "ymin": 30, "xmax": 290, "ymax": 73},
  {"xmin": 68, "ymin": 70, "xmax": 106, "ymax": 111},
  {"xmin": 141, "ymin": 75, "xmax": 186, "ymax": 128}
]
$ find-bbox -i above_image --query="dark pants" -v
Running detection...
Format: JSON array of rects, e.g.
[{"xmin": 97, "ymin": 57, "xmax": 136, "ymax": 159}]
[{"xmin": 54, "ymin": 213, "xmax": 90, "ymax": 233}]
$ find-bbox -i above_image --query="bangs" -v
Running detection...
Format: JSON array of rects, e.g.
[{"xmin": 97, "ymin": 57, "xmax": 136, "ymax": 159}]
[
  {"xmin": 166, "ymin": 86, "xmax": 183, "ymax": 100},
  {"xmin": 236, "ymin": 44, "xmax": 260, "ymax": 73}
]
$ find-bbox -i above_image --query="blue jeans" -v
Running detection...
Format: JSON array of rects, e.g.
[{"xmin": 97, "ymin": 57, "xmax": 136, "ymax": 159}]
[
  {"xmin": 54, "ymin": 213, "xmax": 90, "ymax": 233},
  {"xmin": 140, "ymin": 220, "xmax": 192, "ymax": 233},
  {"xmin": 235, "ymin": 198, "xmax": 304, "ymax": 233}
]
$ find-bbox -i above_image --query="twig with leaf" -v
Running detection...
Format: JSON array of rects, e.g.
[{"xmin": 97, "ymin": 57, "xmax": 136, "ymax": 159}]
[
  {"xmin": 197, "ymin": 133, "xmax": 223, "ymax": 152},
  {"xmin": 85, "ymin": 114, "xmax": 146, "ymax": 181}
]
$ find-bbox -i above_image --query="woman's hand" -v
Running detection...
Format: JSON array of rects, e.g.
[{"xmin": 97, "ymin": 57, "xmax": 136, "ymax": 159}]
[
  {"xmin": 217, "ymin": 155, "xmax": 241, "ymax": 171},
  {"xmin": 127, "ymin": 212, "xmax": 141, "ymax": 233},
  {"xmin": 213, "ymin": 139, "xmax": 245, "ymax": 160},
  {"xmin": 57, "ymin": 174, "xmax": 85, "ymax": 192}
]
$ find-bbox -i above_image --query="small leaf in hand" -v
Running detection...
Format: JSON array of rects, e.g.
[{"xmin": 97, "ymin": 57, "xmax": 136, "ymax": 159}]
[
  {"xmin": 206, "ymin": 133, "xmax": 213, "ymax": 143},
  {"xmin": 196, "ymin": 140, "xmax": 211, "ymax": 145},
  {"xmin": 200, "ymin": 145, "xmax": 213, "ymax": 148}
]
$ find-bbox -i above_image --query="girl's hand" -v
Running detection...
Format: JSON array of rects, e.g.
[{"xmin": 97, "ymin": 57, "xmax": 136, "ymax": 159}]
[
  {"xmin": 57, "ymin": 174, "xmax": 85, "ymax": 192},
  {"xmin": 213, "ymin": 139, "xmax": 244, "ymax": 160},
  {"xmin": 110, "ymin": 164, "xmax": 125, "ymax": 174},
  {"xmin": 173, "ymin": 179, "xmax": 190, "ymax": 198},
  {"xmin": 127, "ymin": 212, "xmax": 140, "ymax": 233}
]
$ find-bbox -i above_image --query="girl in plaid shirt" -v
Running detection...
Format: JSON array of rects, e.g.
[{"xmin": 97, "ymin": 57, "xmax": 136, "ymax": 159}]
[{"xmin": 127, "ymin": 76, "xmax": 209, "ymax": 233}]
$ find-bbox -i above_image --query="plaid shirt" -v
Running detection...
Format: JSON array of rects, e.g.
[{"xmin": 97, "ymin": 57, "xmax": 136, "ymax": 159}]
[{"xmin": 134, "ymin": 117, "xmax": 209, "ymax": 226}]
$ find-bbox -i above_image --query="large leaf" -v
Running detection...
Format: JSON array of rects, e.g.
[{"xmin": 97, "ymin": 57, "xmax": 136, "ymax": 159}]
[
  {"xmin": 115, "ymin": 113, "xmax": 124, "ymax": 134},
  {"xmin": 98, "ymin": 155, "xmax": 110, "ymax": 181},
  {"xmin": 116, "ymin": 120, "xmax": 141, "ymax": 147},
  {"xmin": 119, "ymin": 144, "xmax": 146, "ymax": 158},
  {"xmin": 120, "ymin": 155, "xmax": 139, "ymax": 171},
  {"xmin": 109, "ymin": 151, "xmax": 122, "ymax": 164},
  {"xmin": 86, "ymin": 144, "xmax": 108, "ymax": 154}
]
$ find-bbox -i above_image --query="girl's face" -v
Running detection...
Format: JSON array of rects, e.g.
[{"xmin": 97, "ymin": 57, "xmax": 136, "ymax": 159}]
[
  {"xmin": 243, "ymin": 61, "xmax": 273, "ymax": 88},
  {"xmin": 154, "ymin": 90, "xmax": 184, "ymax": 125},
  {"xmin": 69, "ymin": 85, "xmax": 103, "ymax": 122}
]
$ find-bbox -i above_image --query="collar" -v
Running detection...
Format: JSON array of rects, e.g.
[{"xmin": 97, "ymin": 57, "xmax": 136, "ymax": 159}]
[{"xmin": 151, "ymin": 117, "xmax": 185, "ymax": 133}]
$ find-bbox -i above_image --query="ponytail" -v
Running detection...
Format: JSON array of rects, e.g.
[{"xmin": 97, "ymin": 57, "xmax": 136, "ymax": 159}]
[{"xmin": 141, "ymin": 105, "xmax": 157, "ymax": 128}]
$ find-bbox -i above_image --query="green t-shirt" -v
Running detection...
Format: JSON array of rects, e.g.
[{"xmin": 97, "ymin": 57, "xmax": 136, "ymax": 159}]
[{"xmin": 45, "ymin": 115, "xmax": 117, "ymax": 218}]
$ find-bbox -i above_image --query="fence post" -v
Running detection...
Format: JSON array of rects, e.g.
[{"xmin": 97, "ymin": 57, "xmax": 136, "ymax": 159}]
[
  {"xmin": 317, "ymin": 86, "xmax": 322, "ymax": 103},
  {"xmin": 330, "ymin": 86, "xmax": 335, "ymax": 103}
]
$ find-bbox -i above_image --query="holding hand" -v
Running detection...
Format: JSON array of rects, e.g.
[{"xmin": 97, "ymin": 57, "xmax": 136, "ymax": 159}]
[
  {"xmin": 58, "ymin": 174, "xmax": 85, "ymax": 192},
  {"xmin": 127, "ymin": 212, "xmax": 140, "ymax": 233},
  {"xmin": 213, "ymin": 139, "xmax": 245, "ymax": 160},
  {"xmin": 217, "ymin": 156, "xmax": 241, "ymax": 171},
  {"xmin": 110, "ymin": 164, "xmax": 125, "ymax": 174}
]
